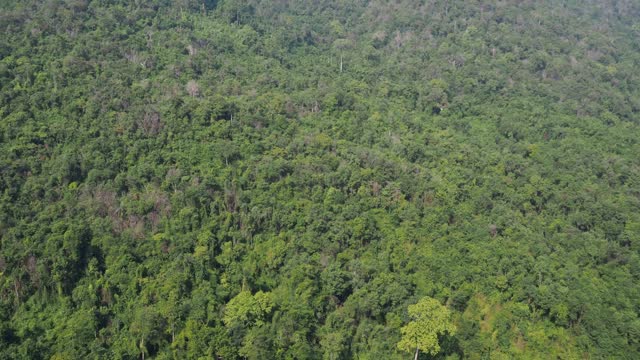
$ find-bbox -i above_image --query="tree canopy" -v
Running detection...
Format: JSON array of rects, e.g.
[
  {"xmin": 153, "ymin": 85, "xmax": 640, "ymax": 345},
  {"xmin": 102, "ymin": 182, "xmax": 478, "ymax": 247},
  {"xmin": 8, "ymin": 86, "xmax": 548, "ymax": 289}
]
[
  {"xmin": 1, "ymin": 0, "xmax": 640, "ymax": 359},
  {"xmin": 397, "ymin": 297, "xmax": 456, "ymax": 358}
]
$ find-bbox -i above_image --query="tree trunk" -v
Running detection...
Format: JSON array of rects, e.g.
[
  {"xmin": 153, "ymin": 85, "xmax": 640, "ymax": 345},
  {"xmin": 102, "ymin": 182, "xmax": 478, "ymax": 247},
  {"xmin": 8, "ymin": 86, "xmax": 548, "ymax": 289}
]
[
  {"xmin": 414, "ymin": 346, "xmax": 419, "ymax": 360},
  {"xmin": 339, "ymin": 54, "xmax": 343, "ymax": 73},
  {"xmin": 13, "ymin": 281, "xmax": 20, "ymax": 304}
]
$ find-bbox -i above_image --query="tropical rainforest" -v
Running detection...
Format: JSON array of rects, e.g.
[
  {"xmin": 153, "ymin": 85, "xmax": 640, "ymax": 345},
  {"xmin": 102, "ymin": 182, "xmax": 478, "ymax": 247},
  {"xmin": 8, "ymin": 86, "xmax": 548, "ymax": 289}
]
[{"xmin": 1, "ymin": 0, "xmax": 640, "ymax": 359}]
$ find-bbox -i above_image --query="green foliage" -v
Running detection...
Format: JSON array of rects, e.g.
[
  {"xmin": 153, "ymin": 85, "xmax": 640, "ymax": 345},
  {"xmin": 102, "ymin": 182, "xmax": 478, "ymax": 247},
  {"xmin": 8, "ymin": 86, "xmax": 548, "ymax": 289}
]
[
  {"xmin": 223, "ymin": 290, "xmax": 273, "ymax": 328},
  {"xmin": 397, "ymin": 297, "xmax": 456, "ymax": 357},
  {"xmin": 1, "ymin": 0, "xmax": 640, "ymax": 359}
]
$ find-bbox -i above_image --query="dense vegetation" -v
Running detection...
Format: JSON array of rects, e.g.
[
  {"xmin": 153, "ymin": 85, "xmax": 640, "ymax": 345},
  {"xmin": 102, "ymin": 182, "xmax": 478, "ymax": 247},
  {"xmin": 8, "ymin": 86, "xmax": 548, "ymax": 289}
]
[{"xmin": 1, "ymin": 0, "xmax": 640, "ymax": 358}]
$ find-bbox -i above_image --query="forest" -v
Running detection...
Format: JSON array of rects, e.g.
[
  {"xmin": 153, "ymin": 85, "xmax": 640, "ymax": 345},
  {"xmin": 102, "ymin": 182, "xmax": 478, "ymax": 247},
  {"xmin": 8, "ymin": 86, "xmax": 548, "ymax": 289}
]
[{"xmin": 1, "ymin": 0, "xmax": 640, "ymax": 359}]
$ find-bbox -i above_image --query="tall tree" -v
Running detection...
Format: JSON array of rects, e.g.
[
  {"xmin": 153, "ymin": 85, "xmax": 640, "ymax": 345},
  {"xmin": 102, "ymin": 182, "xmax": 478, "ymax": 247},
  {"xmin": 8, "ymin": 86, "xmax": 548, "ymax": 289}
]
[{"xmin": 397, "ymin": 297, "xmax": 456, "ymax": 360}]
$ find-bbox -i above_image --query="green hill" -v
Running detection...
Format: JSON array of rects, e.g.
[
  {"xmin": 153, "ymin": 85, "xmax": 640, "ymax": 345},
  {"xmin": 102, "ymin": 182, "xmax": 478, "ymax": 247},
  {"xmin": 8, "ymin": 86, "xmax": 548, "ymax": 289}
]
[{"xmin": 1, "ymin": 1, "xmax": 640, "ymax": 358}]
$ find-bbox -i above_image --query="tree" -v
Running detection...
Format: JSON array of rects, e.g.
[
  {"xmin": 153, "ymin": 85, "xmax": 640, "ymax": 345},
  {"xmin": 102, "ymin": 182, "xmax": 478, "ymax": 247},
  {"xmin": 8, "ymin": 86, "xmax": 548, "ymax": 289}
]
[
  {"xmin": 397, "ymin": 297, "xmax": 456, "ymax": 360},
  {"xmin": 130, "ymin": 306, "xmax": 165, "ymax": 360},
  {"xmin": 223, "ymin": 290, "xmax": 273, "ymax": 328},
  {"xmin": 332, "ymin": 39, "xmax": 353, "ymax": 73},
  {"xmin": 186, "ymin": 80, "xmax": 200, "ymax": 97}
]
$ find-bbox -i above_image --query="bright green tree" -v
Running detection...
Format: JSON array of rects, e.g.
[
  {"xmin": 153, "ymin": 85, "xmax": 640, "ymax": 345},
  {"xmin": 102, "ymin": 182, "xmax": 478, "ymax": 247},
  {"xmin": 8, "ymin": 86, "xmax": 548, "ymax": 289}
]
[
  {"xmin": 223, "ymin": 290, "xmax": 273, "ymax": 328},
  {"xmin": 397, "ymin": 297, "xmax": 456, "ymax": 360}
]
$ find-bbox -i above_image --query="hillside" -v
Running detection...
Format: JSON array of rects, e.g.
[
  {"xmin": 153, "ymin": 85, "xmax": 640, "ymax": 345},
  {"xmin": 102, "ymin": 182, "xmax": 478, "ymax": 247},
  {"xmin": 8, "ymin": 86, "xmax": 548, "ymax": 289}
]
[{"xmin": 1, "ymin": 1, "xmax": 640, "ymax": 359}]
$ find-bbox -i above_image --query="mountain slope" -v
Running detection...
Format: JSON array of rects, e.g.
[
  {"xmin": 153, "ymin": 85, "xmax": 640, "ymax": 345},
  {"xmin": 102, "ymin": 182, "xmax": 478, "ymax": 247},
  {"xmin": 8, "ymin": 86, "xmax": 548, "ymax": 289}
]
[{"xmin": 1, "ymin": 1, "xmax": 640, "ymax": 359}]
